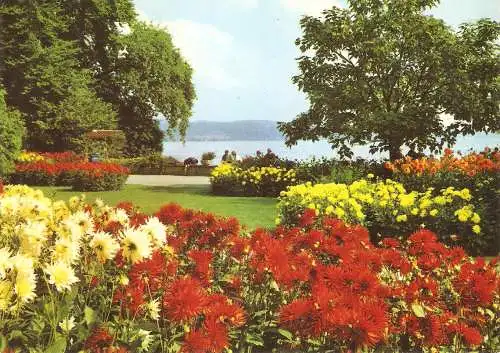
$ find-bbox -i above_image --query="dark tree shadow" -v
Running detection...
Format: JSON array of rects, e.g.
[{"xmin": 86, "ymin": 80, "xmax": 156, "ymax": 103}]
[{"xmin": 136, "ymin": 184, "xmax": 211, "ymax": 195}]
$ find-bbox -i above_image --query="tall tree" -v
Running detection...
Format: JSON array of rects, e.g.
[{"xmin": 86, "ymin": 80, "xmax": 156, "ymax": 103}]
[
  {"xmin": 51, "ymin": 87, "xmax": 117, "ymax": 152},
  {"xmin": 1, "ymin": 0, "xmax": 195, "ymax": 155},
  {"xmin": 61, "ymin": 0, "xmax": 136, "ymax": 101},
  {"xmin": 0, "ymin": 0, "xmax": 118, "ymax": 151},
  {"xmin": 112, "ymin": 22, "xmax": 195, "ymax": 156},
  {"xmin": 0, "ymin": 0, "xmax": 69, "ymax": 114},
  {"xmin": 61, "ymin": 2, "xmax": 195, "ymax": 156},
  {"xmin": 279, "ymin": 0, "xmax": 500, "ymax": 160}
]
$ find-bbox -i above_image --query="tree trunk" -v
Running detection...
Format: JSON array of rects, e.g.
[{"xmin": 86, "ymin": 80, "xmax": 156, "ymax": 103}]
[{"xmin": 389, "ymin": 145, "xmax": 403, "ymax": 161}]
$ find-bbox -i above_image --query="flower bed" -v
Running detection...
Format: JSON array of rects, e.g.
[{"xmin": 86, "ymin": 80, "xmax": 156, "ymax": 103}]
[
  {"xmin": 0, "ymin": 185, "xmax": 498, "ymax": 352},
  {"xmin": 17, "ymin": 151, "xmax": 87, "ymax": 163},
  {"xmin": 11, "ymin": 151, "xmax": 129, "ymax": 191},
  {"xmin": 210, "ymin": 162, "xmax": 299, "ymax": 196},
  {"xmin": 385, "ymin": 148, "xmax": 500, "ymax": 255},
  {"xmin": 384, "ymin": 148, "xmax": 499, "ymax": 176},
  {"xmin": 11, "ymin": 160, "xmax": 129, "ymax": 191},
  {"xmin": 277, "ymin": 178, "xmax": 488, "ymax": 254}
]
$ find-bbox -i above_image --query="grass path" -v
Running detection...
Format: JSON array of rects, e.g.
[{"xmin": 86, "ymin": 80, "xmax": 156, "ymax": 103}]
[{"xmin": 38, "ymin": 184, "xmax": 277, "ymax": 229}]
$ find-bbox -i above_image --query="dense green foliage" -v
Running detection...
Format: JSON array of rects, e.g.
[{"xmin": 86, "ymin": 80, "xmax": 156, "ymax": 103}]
[
  {"xmin": 108, "ymin": 154, "xmax": 181, "ymax": 172},
  {"xmin": 81, "ymin": 131, "xmax": 126, "ymax": 159},
  {"xmin": 52, "ymin": 88, "xmax": 118, "ymax": 152},
  {"xmin": 0, "ymin": 88, "xmax": 24, "ymax": 175},
  {"xmin": 115, "ymin": 23, "xmax": 196, "ymax": 155},
  {"xmin": 279, "ymin": 0, "xmax": 500, "ymax": 160},
  {"xmin": 0, "ymin": 0, "xmax": 195, "ymax": 155}
]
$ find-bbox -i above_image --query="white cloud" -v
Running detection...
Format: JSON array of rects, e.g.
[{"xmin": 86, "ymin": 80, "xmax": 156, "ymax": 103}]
[
  {"xmin": 163, "ymin": 20, "xmax": 253, "ymax": 90},
  {"xmin": 280, "ymin": 0, "xmax": 341, "ymax": 16}
]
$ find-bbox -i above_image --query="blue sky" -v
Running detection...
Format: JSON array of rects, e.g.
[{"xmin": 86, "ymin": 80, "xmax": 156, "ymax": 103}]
[{"xmin": 133, "ymin": 0, "xmax": 499, "ymax": 123}]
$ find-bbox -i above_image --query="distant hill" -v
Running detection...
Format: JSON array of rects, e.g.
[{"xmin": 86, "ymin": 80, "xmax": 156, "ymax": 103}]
[{"xmin": 163, "ymin": 120, "xmax": 284, "ymax": 141}]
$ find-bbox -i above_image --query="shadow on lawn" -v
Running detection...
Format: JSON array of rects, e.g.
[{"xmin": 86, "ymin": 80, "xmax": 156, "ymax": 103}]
[{"xmin": 138, "ymin": 184, "xmax": 211, "ymax": 195}]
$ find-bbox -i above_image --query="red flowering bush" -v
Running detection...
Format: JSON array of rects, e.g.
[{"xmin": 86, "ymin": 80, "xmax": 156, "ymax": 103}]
[
  {"xmin": 155, "ymin": 203, "xmax": 241, "ymax": 253},
  {"xmin": 11, "ymin": 160, "xmax": 129, "ymax": 190},
  {"xmin": 234, "ymin": 212, "xmax": 500, "ymax": 353},
  {"xmin": 68, "ymin": 162, "xmax": 129, "ymax": 191},
  {"xmin": 103, "ymin": 202, "xmax": 499, "ymax": 352},
  {"xmin": 40, "ymin": 151, "xmax": 87, "ymax": 163},
  {"xmin": 12, "ymin": 161, "xmax": 60, "ymax": 185}
]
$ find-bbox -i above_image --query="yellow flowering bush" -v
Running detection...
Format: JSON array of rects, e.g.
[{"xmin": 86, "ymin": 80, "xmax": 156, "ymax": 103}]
[
  {"xmin": 0, "ymin": 185, "xmax": 169, "ymax": 351},
  {"xmin": 278, "ymin": 179, "xmax": 484, "ymax": 253},
  {"xmin": 16, "ymin": 151, "xmax": 46, "ymax": 163},
  {"xmin": 211, "ymin": 162, "xmax": 298, "ymax": 196}
]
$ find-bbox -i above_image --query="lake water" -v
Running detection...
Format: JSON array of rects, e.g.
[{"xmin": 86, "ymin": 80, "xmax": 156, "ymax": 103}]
[{"xmin": 163, "ymin": 133, "xmax": 500, "ymax": 162}]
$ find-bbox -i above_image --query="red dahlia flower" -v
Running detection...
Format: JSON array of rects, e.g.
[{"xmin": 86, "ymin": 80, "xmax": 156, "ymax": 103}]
[{"xmin": 163, "ymin": 277, "xmax": 207, "ymax": 323}]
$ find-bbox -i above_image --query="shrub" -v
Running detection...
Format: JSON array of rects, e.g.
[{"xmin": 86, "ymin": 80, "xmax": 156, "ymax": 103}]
[
  {"xmin": 238, "ymin": 152, "xmax": 296, "ymax": 169},
  {"xmin": 210, "ymin": 163, "xmax": 299, "ymax": 196},
  {"xmin": 68, "ymin": 163, "xmax": 129, "ymax": 191},
  {"xmin": 108, "ymin": 154, "xmax": 182, "ymax": 174},
  {"xmin": 80, "ymin": 130, "xmax": 126, "ymax": 159},
  {"xmin": 295, "ymin": 157, "xmax": 386, "ymax": 184},
  {"xmin": 277, "ymin": 178, "xmax": 487, "ymax": 254},
  {"xmin": 11, "ymin": 161, "xmax": 59, "ymax": 186},
  {"xmin": 0, "ymin": 88, "xmax": 24, "ymax": 176},
  {"xmin": 386, "ymin": 149, "xmax": 500, "ymax": 255},
  {"xmin": 11, "ymin": 160, "xmax": 129, "ymax": 191},
  {"xmin": 201, "ymin": 151, "xmax": 216, "ymax": 161},
  {"xmin": 210, "ymin": 163, "xmax": 243, "ymax": 195}
]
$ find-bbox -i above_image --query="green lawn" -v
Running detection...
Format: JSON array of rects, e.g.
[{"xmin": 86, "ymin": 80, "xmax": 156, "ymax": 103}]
[{"xmin": 38, "ymin": 184, "xmax": 278, "ymax": 229}]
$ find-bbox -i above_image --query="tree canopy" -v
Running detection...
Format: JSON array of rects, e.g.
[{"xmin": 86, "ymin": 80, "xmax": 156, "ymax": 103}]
[
  {"xmin": 111, "ymin": 22, "xmax": 196, "ymax": 156},
  {"xmin": 279, "ymin": 0, "xmax": 500, "ymax": 160},
  {"xmin": 0, "ymin": 0, "xmax": 195, "ymax": 156}
]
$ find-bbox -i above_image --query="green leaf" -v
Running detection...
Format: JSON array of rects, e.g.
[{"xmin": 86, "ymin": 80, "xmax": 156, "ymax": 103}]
[
  {"xmin": 84, "ymin": 306, "xmax": 96, "ymax": 326},
  {"xmin": 171, "ymin": 342, "xmax": 181, "ymax": 353},
  {"xmin": 485, "ymin": 308, "xmax": 495, "ymax": 320},
  {"xmin": 277, "ymin": 328, "xmax": 293, "ymax": 340},
  {"xmin": 411, "ymin": 303, "xmax": 426, "ymax": 318},
  {"xmin": 306, "ymin": 338, "xmax": 322, "ymax": 346},
  {"xmin": 45, "ymin": 335, "xmax": 67, "ymax": 353},
  {"xmin": 270, "ymin": 280, "xmax": 279, "ymax": 291},
  {"xmin": 244, "ymin": 333, "xmax": 264, "ymax": 347},
  {"xmin": 7, "ymin": 330, "xmax": 26, "ymax": 341},
  {"xmin": 252, "ymin": 310, "xmax": 268, "ymax": 318},
  {"xmin": 0, "ymin": 335, "xmax": 6, "ymax": 351}
]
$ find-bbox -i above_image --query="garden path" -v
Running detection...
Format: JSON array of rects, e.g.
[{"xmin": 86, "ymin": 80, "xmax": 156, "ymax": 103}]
[{"xmin": 127, "ymin": 175, "xmax": 210, "ymax": 186}]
